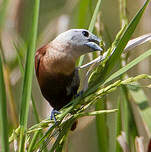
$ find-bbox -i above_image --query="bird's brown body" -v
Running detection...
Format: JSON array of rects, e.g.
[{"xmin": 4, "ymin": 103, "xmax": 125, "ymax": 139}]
[
  {"xmin": 35, "ymin": 43, "xmax": 80, "ymax": 110},
  {"xmin": 35, "ymin": 29, "xmax": 102, "ymax": 112}
]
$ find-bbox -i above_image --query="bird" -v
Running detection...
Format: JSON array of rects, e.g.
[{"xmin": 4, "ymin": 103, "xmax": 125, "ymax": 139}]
[{"xmin": 35, "ymin": 29, "xmax": 102, "ymax": 123}]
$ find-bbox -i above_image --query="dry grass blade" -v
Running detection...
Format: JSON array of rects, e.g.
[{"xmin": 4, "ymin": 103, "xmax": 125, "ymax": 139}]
[
  {"xmin": 135, "ymin": 137, "xmax": 145, "ymax": 152},
  {"xmin": 125, "ymin": 33, "xmax": 151, "ymax": 52},
  {"xmin": 117, "ymin": 131, "xmax": 130, "ymax": 152}
]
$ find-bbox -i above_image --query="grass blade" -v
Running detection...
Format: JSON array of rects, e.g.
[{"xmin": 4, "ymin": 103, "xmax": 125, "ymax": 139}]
[
  {"xmin": 0, "ymin": 56, "xmax": 9, "ymax": 151},
  {"xmin": 125, "ymin": 33, "xmax": 151, "ymax": 51},
  {"xmin": 91, "ymin": 0, "xmax": 151, "ymax": 86},
  {"xmin": 19, "ymin": 0, "xmax": 40, "ymax": 127},
  {"xmin": 0, "ymin": 0, "xmax": 9, "ymax": 29},
  {"xmin": 95, "ymin": 98, "xmax": 108, "ymax": 152},
  {"xmin": 77, "ymin": 0, "xmax": 91, "ymax": 28},
  {"xmin": 104, "ymin": 48, "xmax": 151, "ymax": 85},
  {"xmin": 120, "ymin": 87, "xmax": 129, "ymax": 144},
  {"xmin": 14, "ymin": 42, "xmax": 40, "ymax": 123},
  {"xmin": 78, "ymin": 0, "xmax": 102, "ymax": 66},
  {"xmin": 128, "ymin": 83, "xmax": 151, "ymax": 134},
  {"xmin": 0, "ymin": 0, "xmax": 10, "ymax": 151},
  {"xmin": 88, "ymin": 0, "xmax": 102, "ymax": 32},
  {"xmin": 116, "ymin": 100, "xmax": 122, "ymax": 152},
  {"xmin": 19, "ymin": 0, "xmax": 40, "ymax": 151},
  {"xmin": 103, "ymin": 0, "xmax": 150, "ymax": 78}
]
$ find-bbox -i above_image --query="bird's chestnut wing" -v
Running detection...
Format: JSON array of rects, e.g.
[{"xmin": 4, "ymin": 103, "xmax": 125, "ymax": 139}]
[{"xmin": 35, "ymin": 44, "xmax": 48, "ymax": 77}]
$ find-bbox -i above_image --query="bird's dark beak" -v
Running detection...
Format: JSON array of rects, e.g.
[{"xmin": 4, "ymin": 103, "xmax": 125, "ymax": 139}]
[{"xmin": 84, "ymin": 36, "xmax": 103, "ymax": 52}]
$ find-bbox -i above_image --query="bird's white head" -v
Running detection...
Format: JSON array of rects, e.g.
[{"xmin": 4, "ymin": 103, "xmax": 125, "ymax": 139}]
[{"xmin": 52, "ymin": 29, "xmax": 103, "ymax": 58}]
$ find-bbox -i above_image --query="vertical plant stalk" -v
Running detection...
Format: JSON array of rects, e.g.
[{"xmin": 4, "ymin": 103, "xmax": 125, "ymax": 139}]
[
  {"xmin": 0, "ymin": 0, "xmax": 19, "ymax": 129},
  {"xmin": 19, "ymin": 0, "xmax": 40, "ymax": 151},
  {"xmin": 119, "ymin": 0, "xmax": 128, "ymax": 27},
  {"xmin": 15, "ymin": 44, "xmax": 43, "ymax": 151},
  {"xmin": 78, "ymin": 0, "xmax": 102, "ymax": 66},
  {"xmin": 3, "ymin": 66, "xmax": 19, "ymax": 127},
  {"xmin": 0, "ymin": 41, "xmax": 19, "ymax": 128},
  {"xmin": 88, "ymin": 0, "xmax": 102, "ymax": 32},
  {"xmin": 92, "ymin": 1, "xmax": 108, "ymax": 152},
  {"xmin": 0, "ymin": 0, "xmax": 10, "ymax": 151},
  {"xmin": 119, "ymin": 0, "xmax": 129, "ymax": 143},
  {"xmin": 119, "ymin": 0, "xmax": 138, "ymax": 151},
  {"xmin": 0, "ymin": 56, "xmax": 9, "ymax": 152},
  {"xmin": 95, "ymin": 98, "xmax": 108, "ymax": 152},
  {"xmin": 116, "ymin": 100, "xmax": 122, "ymax": 152},
  {"xmin": 15, "ymin": 44, "xmax": 40, "ymax": 123},
  {"xmin": 0, "ymin": 0, "xmax": 9, "ymax": 29}
]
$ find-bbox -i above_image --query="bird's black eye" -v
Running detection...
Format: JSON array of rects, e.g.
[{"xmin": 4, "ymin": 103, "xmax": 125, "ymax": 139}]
[{"xmin": 82, "ymin": 31, "xmax": 89, "ymax": 37}]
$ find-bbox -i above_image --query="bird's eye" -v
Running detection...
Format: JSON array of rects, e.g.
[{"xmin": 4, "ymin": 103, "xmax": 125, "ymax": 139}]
[{"xmin": 82, "ymin": 31, "xmax": 89, "ymax": 37}]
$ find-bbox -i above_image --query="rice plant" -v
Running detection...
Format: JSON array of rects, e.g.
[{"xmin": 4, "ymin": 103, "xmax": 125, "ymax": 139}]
[{"xmin": 0, "ymin": 0, "xmax": 151, "ymax": 151}]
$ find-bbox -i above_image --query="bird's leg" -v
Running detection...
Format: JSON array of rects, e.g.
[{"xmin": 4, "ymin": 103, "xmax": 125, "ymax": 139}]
[{"xmin": 50, "ymin": 109, "xmax": 61, "ymax": 123}]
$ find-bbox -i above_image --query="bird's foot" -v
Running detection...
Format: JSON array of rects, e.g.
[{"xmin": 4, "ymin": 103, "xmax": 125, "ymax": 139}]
[
  {"xmin": 75, "ymin": 90, "xmax": 84, "ymax": 98},
  {"xmin": 50, "ymin": 109, "xmax": 61, "ymax": 123}
]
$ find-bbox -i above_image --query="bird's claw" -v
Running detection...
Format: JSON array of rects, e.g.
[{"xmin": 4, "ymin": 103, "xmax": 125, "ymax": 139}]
[
  {"xmin": 75, "ymin": 90, "xmax": 84, "ymax": 98},
  {"xmin": 50, "ymin": 109, "xmax": 61, "ymax": 123}
]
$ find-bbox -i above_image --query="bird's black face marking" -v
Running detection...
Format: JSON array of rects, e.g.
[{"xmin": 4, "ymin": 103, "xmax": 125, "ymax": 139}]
[{"xmin": 82, "ymin": 31, "xmax": 89, "ymax": 37}]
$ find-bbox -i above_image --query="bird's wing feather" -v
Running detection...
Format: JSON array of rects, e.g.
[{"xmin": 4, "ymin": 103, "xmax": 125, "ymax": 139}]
[{"xmin": 35, "ymin": 44, "xmax": 49, "ymax": 77}]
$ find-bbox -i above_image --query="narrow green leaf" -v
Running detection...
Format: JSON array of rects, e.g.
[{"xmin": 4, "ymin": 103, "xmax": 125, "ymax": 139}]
[
  {"xmin": 0, "ymin": 56, "xmax": 9, "ymax": 151},
  {"xmin": 91, "ymin": 0, "xmax": 151, "ymax": 87},
  {"xmin": 33, "ymin": 124, "xmax": 57, "ymax": 151},
  {"xmin": 88, "ymin": 0, "xmax": 102, "ymax": 32},
  {"xmin": 49, "ymin": 119, "xmax": 74, "ymax": 152},
  {"xmin": 19, "ymin": 0, "xmax": 40, "ymax": 151},
  {"xmin": 78, "ymin": 0, "xmax": 102, "ymax": 66},
  {"xmin": 28, "ymin": 131, "xmax": 40, "ymax": 152},
  {"xmin": 14, "ymin": 42, "xmax": 40, "ymax": 123},
  {"xmin": 96, "ymin": 98, "xmax": 108, "ymax": 152},
  {"xmin": 76, "ymin": 109, "xmax": 117, "ymax": 117},
  {"xmin": 0, "ymin": 0, "xmax": 9, "ymax": 29},
  {"xmin": 77, "ymin": 0, "xmax": 91, "ymax": 28},
  {"xmin": 120, "ymin": 87, "xmax": 129, "ymax": 143},
  {"xmin": 19, "ymin": 0, "xmax": 40, "ymax": 127},
  {"xmin": 0, "ymin": 0, "xmax": 10, "ymax": 150},
  {"xmin": 128, "ymin": 83, "xmax": 151, "ymax": 134},
  {"xmin": 116, "ymin": 100, "xmax": 122, "ymax": 152},
  {"xmin": 102, "ymin": 0, "xmax": 150, "ymax": 79},
  {"xmin": 104, "ymin": 48, "xmax": 151, "ymax": 85}
]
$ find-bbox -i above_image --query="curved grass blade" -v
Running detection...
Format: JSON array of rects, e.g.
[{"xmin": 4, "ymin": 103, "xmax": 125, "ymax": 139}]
[
  {"xmin": 39, "ymin": 129, "xmax": 60, "ymax": 152},
  {"xmin": 78, "ymin": 33, "xmax": 151, "ymax": 70},
  {"xmin": 102, "ymin": 0, "xmax": 150, "ymax": 79},
  {"xmin": 104, "ymin": 48, "xmax": 151, "ymax": 85},
  {"xmin": 125, "ymin": 33, "xmax": 151, "ymax": 51},
  {"xmin": 49, "ymin": 119, "xmax": 74, "ymax": 152},
  {"xmin": 90, "ymin": 0, "xmax": 151, "ymax": 87},
  {"xmin": 33, "ymin": 124, "xmax": 57, "ymax": 151}
]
